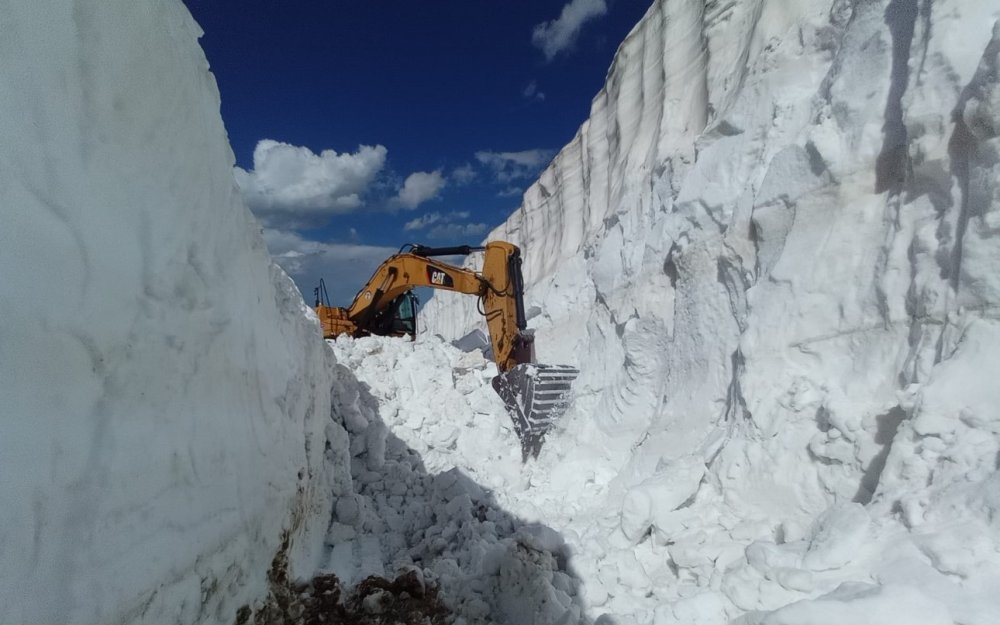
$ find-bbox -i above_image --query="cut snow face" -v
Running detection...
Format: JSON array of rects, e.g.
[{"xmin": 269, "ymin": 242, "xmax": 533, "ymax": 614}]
[
  {"xmin": 415, "ymin": 0, "xmax": 1000, "ymax": 623},
  {"xmin": 0, "ymin": 1, "xmax": 334, "ymax": 623}
]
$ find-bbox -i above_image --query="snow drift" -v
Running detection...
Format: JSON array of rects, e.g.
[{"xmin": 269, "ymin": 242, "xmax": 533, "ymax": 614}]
[
  {"xmin": 421, "ymin": 0, "xmax": 1000, "ymax": 622},
  {"xmin": 0, "ymin": 2, "xmax": 335, "ymax": 623}
]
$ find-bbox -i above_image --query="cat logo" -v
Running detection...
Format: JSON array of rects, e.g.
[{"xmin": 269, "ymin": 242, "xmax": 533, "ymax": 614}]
[{"xmin": 426, "ymin": 267, "xmax": 454, "ymax": 288}]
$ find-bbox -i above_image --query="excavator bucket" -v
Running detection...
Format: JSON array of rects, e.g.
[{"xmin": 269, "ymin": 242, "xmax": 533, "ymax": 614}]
[{"xmin": 492, "ymin": 363, "xmax": 579, "ymax": 460}]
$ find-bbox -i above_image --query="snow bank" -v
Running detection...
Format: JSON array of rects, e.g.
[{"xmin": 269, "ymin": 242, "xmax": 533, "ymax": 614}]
[
  {"xmin": 0, "ymin": 2, "xmax": 335, "ymax": 623},
  {"xmin": 421, "ymin": 0, "xmax": 1000, "ymax": 622}
]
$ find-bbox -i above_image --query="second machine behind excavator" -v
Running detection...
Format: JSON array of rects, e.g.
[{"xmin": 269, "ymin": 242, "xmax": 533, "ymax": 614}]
[{"xmin": 314, "ymin": 240, "xmax": 578, "ymax": 458}]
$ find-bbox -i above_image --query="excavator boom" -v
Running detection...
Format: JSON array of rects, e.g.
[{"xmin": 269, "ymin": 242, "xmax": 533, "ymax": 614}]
[{"xmin": 314, "ymin": 241, "xmax": 577, "ymax": 458}]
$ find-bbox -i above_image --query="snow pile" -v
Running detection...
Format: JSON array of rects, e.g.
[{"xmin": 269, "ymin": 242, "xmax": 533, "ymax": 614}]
[
  {"xmin": 419, "ymin": 0, "xmax": 1000, "ymax": 623},
  {"xmin": 0, "ymin": 2, "xmax": 335, "ymax": 623},
  {"xmin": 321, "ymin": 336, "xmax": 590, "ymax": 624}
]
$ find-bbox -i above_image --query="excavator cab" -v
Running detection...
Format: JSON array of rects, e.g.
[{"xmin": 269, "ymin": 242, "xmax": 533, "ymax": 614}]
[
  {"xmin": 370, "ymin": 291, "xmax": 419, "ymax": 338},
  {"xmin": 314, "ymin": 241, "xmax": 578, "ymax": 460}
]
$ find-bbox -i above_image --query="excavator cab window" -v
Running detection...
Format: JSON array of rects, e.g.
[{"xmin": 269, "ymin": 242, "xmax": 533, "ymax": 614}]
[
  {"xmin": 370, "ymin": 291, "xmax": 419, "ymax": 338},
  {"xmin": 395, "ymin": 291, "xmax": 418, "ymax": 337}
]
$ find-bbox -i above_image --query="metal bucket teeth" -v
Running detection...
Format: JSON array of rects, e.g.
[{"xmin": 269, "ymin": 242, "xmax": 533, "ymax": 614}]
[{"xmin": 492, "ymin": 363, "xmax": 579, "ymax": 460}]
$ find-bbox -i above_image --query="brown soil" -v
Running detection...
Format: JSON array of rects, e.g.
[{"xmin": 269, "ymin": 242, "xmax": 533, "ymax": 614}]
[{"xmin": 235, "ymin": 532, "xmax": 451, "ymax": 625}]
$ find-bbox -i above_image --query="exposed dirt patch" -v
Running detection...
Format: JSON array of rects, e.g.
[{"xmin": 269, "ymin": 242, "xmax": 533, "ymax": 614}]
[{"xmin": 236, "ymin": 532, "xmax": 450, "ymax": 625}]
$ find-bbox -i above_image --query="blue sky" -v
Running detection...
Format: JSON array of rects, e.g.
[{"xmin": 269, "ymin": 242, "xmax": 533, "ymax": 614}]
[{"xmin": 184, "ymin": 0, "xmax": 651, "ymax": 304}]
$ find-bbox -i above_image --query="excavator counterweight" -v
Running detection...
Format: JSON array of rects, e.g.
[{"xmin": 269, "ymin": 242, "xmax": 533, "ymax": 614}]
[{"xmin": 314, "ymin": 241, "xmax": 577, "ymax": 459}]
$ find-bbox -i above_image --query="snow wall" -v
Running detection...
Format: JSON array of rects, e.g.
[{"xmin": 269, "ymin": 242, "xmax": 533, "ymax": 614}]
[
  {"xmin": 0, "ymin": 2, "xmax": 335, "ymax": 623},
  {"xmin": 423, "ymin": 0, "xmax": 1000, "ymax": 621}
]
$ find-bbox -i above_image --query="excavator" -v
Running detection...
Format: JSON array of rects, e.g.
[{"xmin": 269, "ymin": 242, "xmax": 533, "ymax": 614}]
[{"xmin": 313, "ymin": 240, "xmax": 578, "ymax": 458}]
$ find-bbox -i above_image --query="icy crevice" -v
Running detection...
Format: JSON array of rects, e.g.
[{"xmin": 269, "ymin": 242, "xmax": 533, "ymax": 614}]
[{"xmin": 876, "ymin": 0, "xmax": 920, "ymax": 193}]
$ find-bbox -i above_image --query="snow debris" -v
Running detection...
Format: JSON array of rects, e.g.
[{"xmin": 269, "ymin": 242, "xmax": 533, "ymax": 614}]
[{"xmin": 316, "ymin": 336, "xmax": 589, "ymax": 624}]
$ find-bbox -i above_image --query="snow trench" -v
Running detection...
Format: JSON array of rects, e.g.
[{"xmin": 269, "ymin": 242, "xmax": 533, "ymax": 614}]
[{"xmin": 5, "ymin": 0, "xmax": 1000, "ymax": 624}]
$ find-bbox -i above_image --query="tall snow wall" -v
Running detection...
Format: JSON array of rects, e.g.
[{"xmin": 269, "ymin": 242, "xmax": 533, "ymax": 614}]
[
  {"xmin": 0, "ymin": 2, "xmax": 335, "ymax": 623},
  {"xmin": 424, "ymin": 0, "xmax": 1000, "ymax": 620}
]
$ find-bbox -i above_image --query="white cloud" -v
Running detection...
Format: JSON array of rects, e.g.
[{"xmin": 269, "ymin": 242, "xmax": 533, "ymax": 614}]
[
  {"xmin": 522, "ymin": 80, "xmax": 546, "ymax": 101},
  {"xmin": 427, "ymin": 222, "xmax": 489, "ymax": 240},
  {"xmin": 392, "ymin": 170, "xmax": 446, "ymax": 210},
  {"xmin": 532, "ymin": 0, "xmax": 608, "ymax": 61},
  {"xmin": 235, "ymin": 140, "xmax": 387, "ymax": 222},
  {"xmin": 475, "ymin": 148, "xmax": 555, "ymax": 182},
  {"xmin": 262, "ymin": 228, "xmax": 396, "ymax": 305},
  {"xmin": 450, "ymin": 163, "xmax": 477, "ymax": 185},
  {"xmin": 404, "ymin": 212, "xmax": 443, "ymax": 231},
  {"xmin": 404, "ymin": 210, "xmax": 487, "ymax": 242},
  {"xmin": 404, "ymin": 210, "xmax": 471, "ymax": 232}
]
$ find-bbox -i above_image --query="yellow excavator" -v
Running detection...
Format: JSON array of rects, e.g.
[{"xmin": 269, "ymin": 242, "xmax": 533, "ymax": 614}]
[{"xmin": 314, "ymin": 240, "xmax": 577, "ymax": 458}]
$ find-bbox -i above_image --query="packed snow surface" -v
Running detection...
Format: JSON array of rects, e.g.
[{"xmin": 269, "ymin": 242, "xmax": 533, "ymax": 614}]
[
  {"xmin": 0, "ymin": 2, "xmax": 335, "ymax": 623},
  {"xmin": 416, "ymin": 0, "xmax": 1000, "ymax": 622}
]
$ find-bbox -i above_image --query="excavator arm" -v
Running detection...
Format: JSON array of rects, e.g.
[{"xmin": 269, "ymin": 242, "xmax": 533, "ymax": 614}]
[
  {"xmin": 314, "ymin": 240, "xmax": 577, "ymax": 459},
  {"xmin": 315, "ymin": 241, "xmax": 528, "ymax": 372}
]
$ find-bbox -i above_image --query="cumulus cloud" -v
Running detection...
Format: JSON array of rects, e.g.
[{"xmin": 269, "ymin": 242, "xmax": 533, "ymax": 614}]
[
  {"xmin": 475, "ymin": 149, "xmax": 555, "ymax": 183},
  {"xmin": 391, "ymin": 170, "xmax": 446, "ymax": 210},
  {"xmin": 532, "ymin": 0, "xmax": 608, "ymax": 61},
  {"xmin": 235, "ymin": 140, "xmax": 387, "ymax": 223},
  {"xmin": 262, "ymin": 228, "xmax": 396, "ymax": 305}
]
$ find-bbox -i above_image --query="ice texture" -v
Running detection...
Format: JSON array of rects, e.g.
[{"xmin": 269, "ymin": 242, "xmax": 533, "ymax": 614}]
[
  {"xmin": 420, "ymin": 0, "xmax": 1000, "ymax": 622},
  {"xmin": 0, "ymin": 2, "xmax": 335, "ymax": 623}
]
